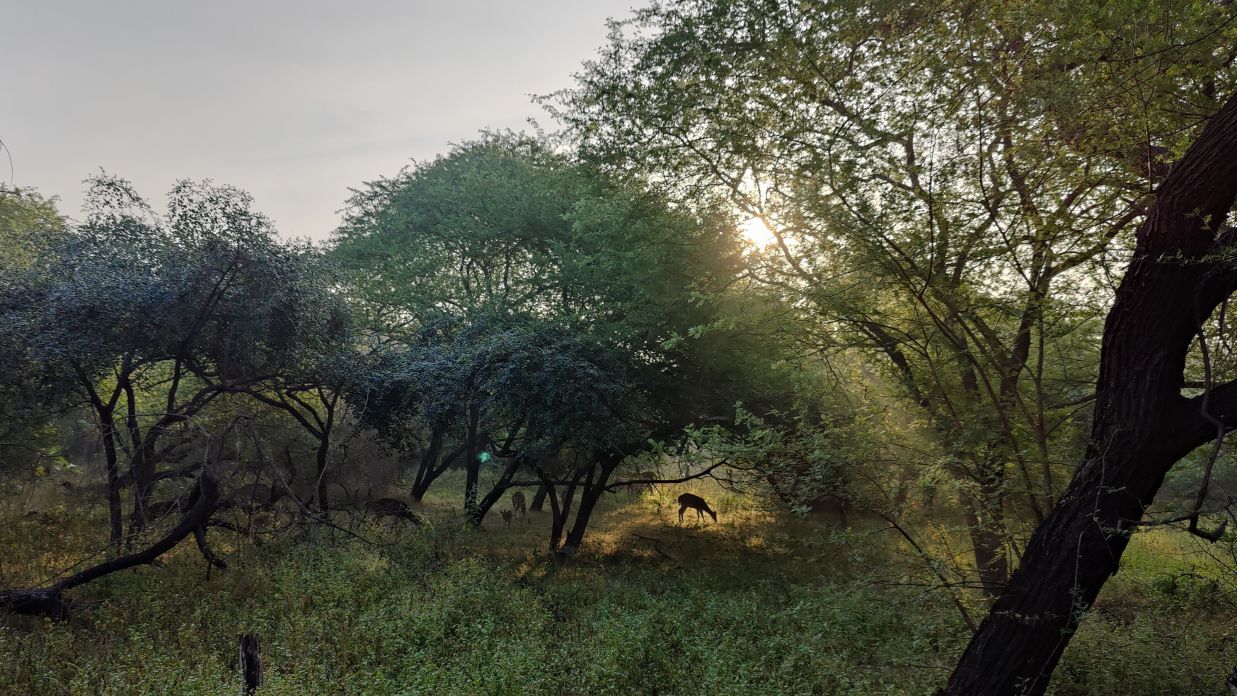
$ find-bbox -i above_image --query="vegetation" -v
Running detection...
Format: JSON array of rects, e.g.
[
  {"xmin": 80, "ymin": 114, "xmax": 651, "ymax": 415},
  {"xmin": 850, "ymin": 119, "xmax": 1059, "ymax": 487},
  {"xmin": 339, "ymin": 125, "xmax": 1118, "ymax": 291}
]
[
  {"xmin": 3, "ymin": 1, "xmax": 1237, "ymax": 694},
  {"xmin": 1, "ymin": 474, "xmax": 1232, "ymax": 695}
]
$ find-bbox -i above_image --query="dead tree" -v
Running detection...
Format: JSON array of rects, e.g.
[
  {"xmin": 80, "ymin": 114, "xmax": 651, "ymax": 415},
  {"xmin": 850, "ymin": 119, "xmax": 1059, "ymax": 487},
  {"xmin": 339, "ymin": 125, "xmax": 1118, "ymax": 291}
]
[{"xmin": 239, "ymin": 634, "xmax": 262, "ymax": 695}]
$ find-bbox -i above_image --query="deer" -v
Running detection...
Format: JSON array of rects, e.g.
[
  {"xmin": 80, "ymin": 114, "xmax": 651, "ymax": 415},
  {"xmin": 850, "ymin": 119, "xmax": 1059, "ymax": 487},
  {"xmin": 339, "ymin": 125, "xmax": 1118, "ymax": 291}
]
[
  {"xmin": 364, "ymin": 497, "xmax": 422, "ymax": 526},
  {"xmin": 500, "ymin": 509, "xmax": 513, "ymax": 528},
  {"xmin": 216, "ymin": 483, "xmax": 284, "ymax": 537},
  {"xmin": 222, "ymin": 483, "xmax": 282, "ymax": 514},
  {"xmin": 630, "ymin": 470, "xmax": 659, "ymax": 495},
  {"xmin": 677, "ymin": 493, "xmax": 717, "ymax": 524},
  {"xmin": 510, "ymin": 491, "xmax": 527, "ymax": 518}
]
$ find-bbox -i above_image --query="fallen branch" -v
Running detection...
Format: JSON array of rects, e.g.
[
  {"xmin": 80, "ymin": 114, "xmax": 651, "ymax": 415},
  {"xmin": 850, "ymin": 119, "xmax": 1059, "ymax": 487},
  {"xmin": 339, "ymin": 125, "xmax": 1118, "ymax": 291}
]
[
  {"xmin": 631, "ymin": 533, "xmax": 676, "ymax": 562},
  {"xmin": 192, "ymin": 524, "xmax": 227, "ymax": 571},
  {"xmin": 0, "ymin": 467, "xmax": 220, "ymax": 618}
]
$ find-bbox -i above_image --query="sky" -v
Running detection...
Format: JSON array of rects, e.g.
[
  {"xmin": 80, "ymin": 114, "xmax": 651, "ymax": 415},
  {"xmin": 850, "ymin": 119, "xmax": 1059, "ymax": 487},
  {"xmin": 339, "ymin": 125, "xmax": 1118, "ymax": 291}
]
[{"xmin": 1, "ymin": 1, "xmax": 642, "ymax": 240}]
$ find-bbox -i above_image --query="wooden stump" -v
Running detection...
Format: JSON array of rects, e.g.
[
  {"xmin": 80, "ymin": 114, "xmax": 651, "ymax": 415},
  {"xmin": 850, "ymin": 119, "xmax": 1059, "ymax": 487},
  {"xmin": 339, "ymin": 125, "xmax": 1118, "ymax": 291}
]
[{"xmin": 239, "ymin": 634, "xmax": 261, "ymax": 694}]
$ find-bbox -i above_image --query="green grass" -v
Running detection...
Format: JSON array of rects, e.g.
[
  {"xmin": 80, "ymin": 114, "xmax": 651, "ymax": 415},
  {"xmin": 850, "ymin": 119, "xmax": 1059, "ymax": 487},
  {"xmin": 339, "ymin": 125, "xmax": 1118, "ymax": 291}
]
[{"xmin": 0, "ymin": 473, "xmax": 1233, "ymax": 695}]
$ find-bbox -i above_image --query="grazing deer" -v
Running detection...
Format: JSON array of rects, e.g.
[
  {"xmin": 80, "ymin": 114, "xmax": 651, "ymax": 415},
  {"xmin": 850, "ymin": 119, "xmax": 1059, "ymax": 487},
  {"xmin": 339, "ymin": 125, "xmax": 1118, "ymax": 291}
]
[
  {"xmin": 501, "ymin": 509, "xmax": 513, "ymax": 528},
  {"xmin": 364, "ymin": 497, "xmax": 422, "ymax": 525},
  {"xmin": 224, "ymin": 483, "xmax": 282, "ymax": 513},
  {"xmin": 677, "ymin": 493, "xmax": 717, "ymax": 523},
  {"xmin": 510, "ymin": 491, "xmax": 527, "ymax": 518}
]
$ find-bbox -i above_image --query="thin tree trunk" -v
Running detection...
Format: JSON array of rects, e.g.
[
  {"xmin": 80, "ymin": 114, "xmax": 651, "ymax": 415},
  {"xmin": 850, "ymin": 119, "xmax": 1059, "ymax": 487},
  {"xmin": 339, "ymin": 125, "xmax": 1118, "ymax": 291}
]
[
  {"xmin": 959, "ymin": 452, "xmax": 1009, "ymax": 596},
  {"xmin": 529, "ymin": 483, "xmax": 550, "ymax": 512},
  {"xmin": 98, "ymin": 417, "xmax": 123, "ymax": 546},
  {"xmin": 463, "ymin": 403, "xmax": 480, "ymax": 517},
  {"xmin": 410, "ymin": 425, "xmax": 445, "ymax": 502},
  {"xmin": 314, "ymin": 436, "xmax": 330, "ymax": 512},
  {"xmin": 546, "ymin": 468, "xmax": 586, "ymax": 551},
  {"xmin": 562, "ymin": 458, "xmax": 620, "ymax": 553},
  {"xmin": 128, "ymin": 444, "xmax": 159, "ymax": 538}
]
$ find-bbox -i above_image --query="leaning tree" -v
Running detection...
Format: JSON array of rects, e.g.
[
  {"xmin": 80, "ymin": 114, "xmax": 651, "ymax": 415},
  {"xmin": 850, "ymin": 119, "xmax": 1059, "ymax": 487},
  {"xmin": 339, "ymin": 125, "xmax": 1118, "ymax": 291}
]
[{"xmin": 942, "ymin": 89, "xmax": 1237, "ymax": 696}]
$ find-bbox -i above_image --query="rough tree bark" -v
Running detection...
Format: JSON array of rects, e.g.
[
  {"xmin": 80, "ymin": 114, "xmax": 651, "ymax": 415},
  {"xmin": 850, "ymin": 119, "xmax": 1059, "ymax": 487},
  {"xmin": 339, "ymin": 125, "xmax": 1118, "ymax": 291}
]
[
  {"xmin": 73, "ymin": 363, "xmax": 124, "ymax": 545},
  {"xmin": 408, "ymin": 424, "xmax": 467, "ymax": 503},
  {"xmin": 470, "ymin": 455, "xmax": 525, "ymax": 526},
  {"xmin": 942, "ymin": 91, "xmax": 1237, "ymax": 696}
]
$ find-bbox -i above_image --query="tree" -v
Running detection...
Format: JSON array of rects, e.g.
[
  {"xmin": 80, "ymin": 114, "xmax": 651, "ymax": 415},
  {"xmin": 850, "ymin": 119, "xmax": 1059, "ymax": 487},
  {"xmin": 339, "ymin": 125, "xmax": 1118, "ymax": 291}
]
[
  {"xmin": 0, "ymin": 186, "xmax": 64, "ymax": 271},
  {"xmin": 239, "ymin": 259, "xmax": 359, "ymax": 512},
  {"xmin": 0, "ymin": 187, "xmax": 67, "ymax": 466},
  {"xmin": 942, "ymin": 90, "xmax": 1237, "ymax": 696},
  {"xmin": 553, "ymin": 0, "xmax": 1237, "ymax": 592},
  {"xmin": 2, "ymin": 175, "xmax": 348, "ymax": 542},
  {"xmin": 334, "ymin": 134, "xmax": 755, "ymax": 529}
]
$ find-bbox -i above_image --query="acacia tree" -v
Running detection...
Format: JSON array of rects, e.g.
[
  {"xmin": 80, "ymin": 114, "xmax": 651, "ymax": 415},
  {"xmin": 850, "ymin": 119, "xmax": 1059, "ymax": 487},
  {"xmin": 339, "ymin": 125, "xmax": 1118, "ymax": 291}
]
[
  {"xmin": 554, "ymin": 0, "xmax": 1237, "ymax": 592},
  {"xmin": 3, "ymin": 175, "xmax": 347, "ymax": 541},
  {"xmin": 239, "ymin": 261, "xmax": 358, "ymax": 511},
  {"xmin": 462, "ymin": 316, "xmax": 651, "ymax": 550},
  {"xmin": 334, "ymin": 134, "xmax": 752, "ymax": 519}
]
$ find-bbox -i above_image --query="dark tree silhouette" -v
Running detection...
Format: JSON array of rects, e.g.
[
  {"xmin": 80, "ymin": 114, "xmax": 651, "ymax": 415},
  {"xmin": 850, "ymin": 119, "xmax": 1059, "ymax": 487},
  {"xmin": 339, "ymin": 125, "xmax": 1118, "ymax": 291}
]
[{"xmin": 943, "ymin": 91, "xmax": 1237, "ymax": 696}]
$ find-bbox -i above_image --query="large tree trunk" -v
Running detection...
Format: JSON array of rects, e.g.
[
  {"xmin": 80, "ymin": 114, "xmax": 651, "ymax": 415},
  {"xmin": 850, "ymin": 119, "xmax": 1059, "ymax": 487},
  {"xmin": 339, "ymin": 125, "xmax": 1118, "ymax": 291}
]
[
  {"xmin": 529, "ymin": 483, "xmax": 550, "ymax": 512},
  {"xmin": 410, "ymin": 425, "xmax": 444, "ymax": 502},
  {"xmin": 410, "ymin": 429, "xmax": 465, "ymax": 503},
  {"xmin": 942, "ymin": 91, "xmax": 1237, "ymax": 696},
  {"xmin": 471, "ymin": 456, "xmax": 524, "ymax": 526}
]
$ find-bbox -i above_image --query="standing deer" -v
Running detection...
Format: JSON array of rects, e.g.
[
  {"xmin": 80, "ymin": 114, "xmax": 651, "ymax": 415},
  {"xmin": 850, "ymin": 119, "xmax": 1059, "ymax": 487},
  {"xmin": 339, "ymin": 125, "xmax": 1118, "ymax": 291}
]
[
  {"xmin": 501, "ymin": 509, "xmax": 513, "ymax": 528},
  {"xmin": 677, "ymin": 493, "xmax": 717, "ymax": 523},
  {"xmin": 510, "ymin": 491, "xmax": 527, "ymax": 518},
  {"xmin": 364, "ymin": 497, "xmax": 422, "ymax": 526}
]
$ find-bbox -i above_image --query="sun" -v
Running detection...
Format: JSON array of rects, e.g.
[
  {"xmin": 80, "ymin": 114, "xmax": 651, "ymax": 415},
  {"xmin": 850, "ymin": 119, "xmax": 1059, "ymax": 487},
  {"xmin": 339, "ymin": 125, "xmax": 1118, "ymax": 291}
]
[{"xmin": 739, "ymin": 216, "xmax": 778, "ymax": 248}]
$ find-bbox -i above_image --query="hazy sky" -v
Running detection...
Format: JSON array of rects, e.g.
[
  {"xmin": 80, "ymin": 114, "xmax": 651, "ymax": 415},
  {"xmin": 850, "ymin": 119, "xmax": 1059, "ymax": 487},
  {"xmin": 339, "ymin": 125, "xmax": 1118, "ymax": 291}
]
[{"xmin": 2, "ymin": 1, "xmax": 641, "ymax": 239}]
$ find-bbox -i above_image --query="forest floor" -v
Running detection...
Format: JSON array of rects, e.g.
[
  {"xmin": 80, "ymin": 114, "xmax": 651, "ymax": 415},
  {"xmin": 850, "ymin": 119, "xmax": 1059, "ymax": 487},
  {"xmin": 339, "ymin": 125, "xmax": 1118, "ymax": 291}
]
[{"xmin": 0, "ymin": 471, "xmax": 1234, "ymax": 695}]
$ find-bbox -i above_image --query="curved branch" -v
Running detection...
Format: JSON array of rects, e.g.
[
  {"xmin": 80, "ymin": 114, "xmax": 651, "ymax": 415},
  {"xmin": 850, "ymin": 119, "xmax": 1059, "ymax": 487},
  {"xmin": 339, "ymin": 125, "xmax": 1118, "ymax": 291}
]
[{"xmin": 0, "ymin": 467, "xmax": 220, "ymax": 618}]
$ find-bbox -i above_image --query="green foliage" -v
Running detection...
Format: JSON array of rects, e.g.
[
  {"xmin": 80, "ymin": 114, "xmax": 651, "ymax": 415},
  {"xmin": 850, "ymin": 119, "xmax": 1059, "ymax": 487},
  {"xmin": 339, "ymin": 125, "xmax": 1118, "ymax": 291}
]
[
  {"xmin": 6, "ymin": 174, "xmax": 351, "ymax": 399},
  {"xmin": 549, "ymin": 0, "xmax": 1237, "ymax": 599},
  {"xmin": 0, "ymin": 187, "xmax": 64, "ymax": 273},
  {"xmin": 0, "ymin": 188, "xmax": 67, "ymax": 455},
  {"xmin": 358, "ymin": 311, "xmax": 649, "ymax": 459},
  {"xmin": 332, "ymin": 133, "xmax": 743, "ymax": 345},
  {"xmin": 334, "ymin": 133, "xmax": 812, "ymax": 536}
]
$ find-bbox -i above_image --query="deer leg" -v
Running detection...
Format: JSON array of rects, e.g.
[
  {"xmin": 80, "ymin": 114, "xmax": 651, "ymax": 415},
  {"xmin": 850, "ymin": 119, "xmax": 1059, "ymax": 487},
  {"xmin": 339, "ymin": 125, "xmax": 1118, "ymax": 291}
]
[{"xmin": 678, "ymin": 505, "xmax": 686, "ymax": 523}]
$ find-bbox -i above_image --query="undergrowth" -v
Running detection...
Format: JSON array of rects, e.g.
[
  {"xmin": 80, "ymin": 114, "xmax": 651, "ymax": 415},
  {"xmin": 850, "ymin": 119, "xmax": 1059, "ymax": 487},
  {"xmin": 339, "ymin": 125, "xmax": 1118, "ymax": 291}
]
[{"xmin": 0, "ymin": 476, "xmax": 1232, "ymax": 695}]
